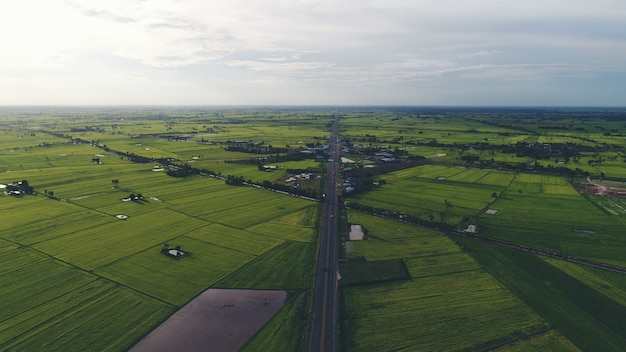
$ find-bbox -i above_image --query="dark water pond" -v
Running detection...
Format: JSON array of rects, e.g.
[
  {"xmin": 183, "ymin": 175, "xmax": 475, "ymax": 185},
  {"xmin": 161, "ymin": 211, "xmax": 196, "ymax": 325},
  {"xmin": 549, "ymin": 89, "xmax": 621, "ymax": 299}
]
[{"xmin": 130, "ymin": 289, "xmax": 287, "ymax": 352}]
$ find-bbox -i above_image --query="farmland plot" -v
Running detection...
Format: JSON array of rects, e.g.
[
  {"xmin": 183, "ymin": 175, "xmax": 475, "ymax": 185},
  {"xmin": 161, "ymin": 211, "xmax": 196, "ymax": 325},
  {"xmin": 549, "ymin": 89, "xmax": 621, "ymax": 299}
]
[
  {"xmin": 0, "ymin": 197, "xmax": 81, "ymax": 235},
  {"xmin": 200, "ymin": 195, "xmax": 314, "ymax": 229},
  {"xmin": 186, "ymin": 223, "xmax": 283, "ymax": 255},
  {"xmin": 216, "ymin": 240, "xmax": 315, "ymax": 290},
  {"xmin": 0, "ymin": 248, "xmax": 173, "ymax": 352},
  {"xmin": 4, "ymin": 209, "xmax": 113, "ymax": 244},
  {"xmin": 246, "ymin": 222, "xmax": 316, "ymax": 242},
  {"xmin": 342, "ymin": 213, "xmax": 573, "ymax": 351},
  {"xmin": 350, "ymin": 173, "xmax": 502, "ymax": 224},
  {"xmin": 96, "ymin": 237, "xmax": 255, "ymax": 305},
  {"xmin": 478, "ymin": 173, "xmax": 626, "ymax": 266},
  {"xmin": 33, "ymin": 208, "xmax": 208, "ymax": 270},
  {"xmin": 173, "ymin": 186, "xmax": 263, "ymax": 217},
  {"xmin": 461, "ymin": 239, "xmax": 626, "ymax": 352}
]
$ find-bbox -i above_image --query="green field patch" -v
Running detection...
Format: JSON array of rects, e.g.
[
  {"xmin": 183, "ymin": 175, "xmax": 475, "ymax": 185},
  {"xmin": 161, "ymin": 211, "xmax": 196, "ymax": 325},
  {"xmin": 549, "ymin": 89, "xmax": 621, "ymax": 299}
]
[
  {"xmin": 405, "ymin": 252, "xmax": 481, "ymax": 277},
  {"xmin": 246, "ymin": 221, "xmax": 316, "ymax": 242},
  {"xmin": 540, "ymin": 183, "xmax": 579, "ymax": 195},
  {"xmin": 158, "ymin": 180, "xmax": 250, "ymax": 205},
  {"xmin": 446, "ymin": 168, "xmax": 494, "ymax": 184},
  {"xmin": 202, "ymin": 195, "xmax": 313, "ymax": 229},
  {"xmin": 492, "ymin": 330, "xmax": 580, "ymax": 352},
  {"xmin": 344, "ymin": 271, "xmax": 547, "ymax": 352},
  {"xmin": 0, "ymin": 197, "xmax": 79, "ymax": 236},
  {"xmin": 339, "ymin": 257, "xmax": 410, "ymax": 286},
  {"xmin": 475, "ymin": 170, "xmax": 516, "ymax": 187},
  {"xmin": 0, "ymin": 279, "xmax": 112, "ymax": 347},
  {"xmin": 480, "ymin": 188, "xmax": 626, "ymax": 266},
  {"xmin": 342, "ymin": 212, "xmax": 564, "ymax": 351},
  {"xmin": 587, "ymin": 196, "xmax": 626, "ymax": 216},
  {"xmin": 5, "ymin": 210, "xmax": 114, "ymax": 244},
  {"xmin": 92, "ymin": 195, "xmax": 170, "ymax": 217},
  {"xmin": 459, "ymin": 238, "xmax": 626, "ymax": 352},
  {"xmin": 270, "ymin": 205, "xmax": 318, "ymax": 227},
  {"xmin": 34, "ymin": 209, "xmax": 208, "ymax": 270},
  {"xmin": 186, "ymin": 223, "xmax": 282, "ymax": 255},
  {"xmin": 170, "ymin": 186, "xmax": 258, "ymax": 216},
  {"xmin": 543, "ymin": 258, "xmax": 626, "ymax": 307},
  {"xmin": 216, "ymin": 240, "xmax": 315, "ymax": 290},
  {"xmin": 239, "ymin": 292, "xmax": 308, "ymax": 352},
  {"xmin": 383, "ymin": 164, "xmax": 466, "ymax": 182},
  {"xmin": 350, "ymin": 175, "xmax": 502, "ymax": 225},
  {"xmin": 346, "ymin": 213, "xmax": 460, "ymax": 261},
  {"xmin": 0, "ymin": 247, "xmax": 49, "ymax": 274},
  {"xmin": 2, "ymin": 285, "xmax": 173, "ymax": 352},
  {"xmin": 0, "ymin": 238, "xmax": 19, "ymax": 253},
  {"xmin": 0, "ymin": 248, "xmax": 174, "ymax": 352},
  {"xmin": 25, "ymin": 164, "xmax": 161, "ymax": 198},
  {"xmin": 350, "ymin": 235, "xmax": 458, "ymax": 262},
  {"xmin": 97, "ymin": 237, "xmax": 254, "ymax": 305},
  {"xmin": 0, "ymin": 251, "xmax": 95, "ymax": 322},
  {"xmin": 514, "ymin": 172, "xmax": 571, "ymax": 186}
]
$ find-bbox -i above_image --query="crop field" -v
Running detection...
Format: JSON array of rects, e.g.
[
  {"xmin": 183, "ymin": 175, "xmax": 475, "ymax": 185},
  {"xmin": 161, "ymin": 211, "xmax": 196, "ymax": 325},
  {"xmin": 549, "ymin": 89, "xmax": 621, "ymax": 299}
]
[
  {"xmin": 586, "ymin": 195, "xmax": 626, "ymax": 218},
  {"xmin": 0, "ymin": 247, "xmax": 174, "ymax": 352},
  {"xmin": 33, "ymin": 209, "xmax": 209, "ymax": 270},
  {"xmin": 458, "ymin": 238, "xmax": 626, "ymax": 352},
  {"xmin": 199, "ymin": 195, "xmax": 314, "ymax": 228},
  {"xmin": 186, "ymin": 223, "xmax": 284, "ymax": 255},
  {"xmin": 216, "ymin": 240, "xmax": 315, "ymax": 289},
  {"xmin": 477, "ymin": 173, "xmax": 626, "ymax": 266},
  {"xmin": 0, "ymin": 108, "xmax": 327, "ymax": 351},
  {"xmin": 349, "ymin": 166, "xmax": 507, "ymax": 224},
  {"xmin": 342, "ymin": 212, "xmax": 574, "ymax": 351},
  {"xmin": 96, "ymin": 237, "xmax": 256, "ymax": 305},
  {"xmin": 5, "ymin": 106, "xmax": 626, "ymax": 351},
  {"xmin": 239, "ymin": 292, "xmax": 309, "ymax": 352}
]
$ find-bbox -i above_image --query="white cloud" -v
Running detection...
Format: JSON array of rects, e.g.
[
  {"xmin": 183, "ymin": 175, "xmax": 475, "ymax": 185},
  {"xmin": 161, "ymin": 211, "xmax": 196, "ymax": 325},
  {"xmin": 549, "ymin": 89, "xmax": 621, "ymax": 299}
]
[{"xmin": 1, "ymin": 0, "xmax": 626, "ymax": 105}]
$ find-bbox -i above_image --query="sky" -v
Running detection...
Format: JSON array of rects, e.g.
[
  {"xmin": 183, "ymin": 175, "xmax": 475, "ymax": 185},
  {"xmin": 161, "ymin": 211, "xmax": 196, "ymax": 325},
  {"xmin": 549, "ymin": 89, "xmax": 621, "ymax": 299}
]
[{"xmin": 1, "ymin": 0, "xmax": 625, "ymax": 106}]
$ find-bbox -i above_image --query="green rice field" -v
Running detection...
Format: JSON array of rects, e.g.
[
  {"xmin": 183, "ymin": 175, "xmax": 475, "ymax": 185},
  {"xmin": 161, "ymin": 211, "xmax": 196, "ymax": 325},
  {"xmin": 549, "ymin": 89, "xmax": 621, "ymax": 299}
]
[
  {"xmin": 4, "ymin": 107, "xmax": 626, "ymax": 351},
  {"xmin": 0, "ymin": 113, "xmax": 320, "ymax": 351},
  {"xmin": 342, "ymin": 212, "xmax": 576, "ymax": 351}
]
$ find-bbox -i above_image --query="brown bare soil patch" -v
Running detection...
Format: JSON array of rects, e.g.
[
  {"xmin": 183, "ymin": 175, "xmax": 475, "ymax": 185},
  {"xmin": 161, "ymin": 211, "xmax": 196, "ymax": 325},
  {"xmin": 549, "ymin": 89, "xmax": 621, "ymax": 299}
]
[
  {"xmin": 579, "ymin": 177, "xmax": 626, "ymax": 197},
  {"xmin": 130, "ymin": 289, "xmax": 287, "ymax": 352}
]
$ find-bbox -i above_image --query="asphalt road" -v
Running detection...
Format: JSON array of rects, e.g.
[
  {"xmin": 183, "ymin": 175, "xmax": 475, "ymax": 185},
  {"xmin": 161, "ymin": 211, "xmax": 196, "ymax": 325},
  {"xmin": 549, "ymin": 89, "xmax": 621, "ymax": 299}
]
[{"xmin": 308, "ymin": 112, "xmax": 340, "ymax": 352}]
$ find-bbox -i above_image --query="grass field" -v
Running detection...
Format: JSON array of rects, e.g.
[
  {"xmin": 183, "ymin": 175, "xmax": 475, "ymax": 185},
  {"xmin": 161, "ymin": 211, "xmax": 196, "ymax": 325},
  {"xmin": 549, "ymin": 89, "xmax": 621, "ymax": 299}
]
[
  {"xmin": 349, "ymin": 165, "xmax": 512, "ymax": 225},
  {"xmin": 457, "ymin": 238, "xmax": 626, "ymax": 352},
  {"xmin": 5, "ymin": 107, "xmax": 626, "ymax": 351},
  {"xmin": 0, "ymin": 247, "xmax": 174, "ymax": 352},
  {"xmin": 0, "ymin": 125, "xmax": 319, "ymax": 350},
  {"xmin": 342, "ymin": 212, "xmax": 575, "ymax": 351},
  {"xmin": 477, "ymin": 173, "xmax": 626, "ymax": 267}
]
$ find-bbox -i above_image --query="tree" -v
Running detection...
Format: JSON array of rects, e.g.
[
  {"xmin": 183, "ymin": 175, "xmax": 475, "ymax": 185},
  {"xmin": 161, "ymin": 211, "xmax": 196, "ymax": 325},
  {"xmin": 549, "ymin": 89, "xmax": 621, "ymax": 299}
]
[
  {"xmin": 491, "ymin": 192, "xmax": 498, "ymax": 199},
  {"xmin": 112, "ymin": 179, "xmax": 119, "ymax": 188}
]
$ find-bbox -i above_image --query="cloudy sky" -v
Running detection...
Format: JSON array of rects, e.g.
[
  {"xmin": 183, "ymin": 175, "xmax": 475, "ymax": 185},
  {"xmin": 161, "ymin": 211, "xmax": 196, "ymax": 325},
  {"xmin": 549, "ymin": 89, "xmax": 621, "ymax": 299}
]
[{"xmin": 1, "ymin": 0, "xmax": 625, "ymax": 106}]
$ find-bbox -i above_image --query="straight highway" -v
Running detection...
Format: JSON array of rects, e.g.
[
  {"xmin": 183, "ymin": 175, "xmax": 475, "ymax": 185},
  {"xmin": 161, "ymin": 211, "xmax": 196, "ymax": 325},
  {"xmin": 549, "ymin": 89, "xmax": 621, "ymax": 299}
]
[{"xmin": 308, "ymin": 112, "xmax": 340, "ymax": 352}]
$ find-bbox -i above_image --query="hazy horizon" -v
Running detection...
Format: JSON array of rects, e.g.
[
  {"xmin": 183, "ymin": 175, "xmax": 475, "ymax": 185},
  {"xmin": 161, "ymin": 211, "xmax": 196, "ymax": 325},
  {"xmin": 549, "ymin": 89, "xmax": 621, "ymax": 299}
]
[{"xmin": 2, "ymin": 1, "xmax": 625, "ymax": 106}]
